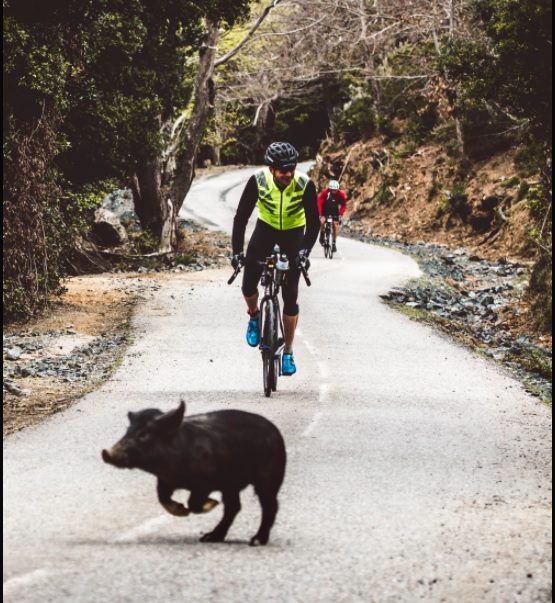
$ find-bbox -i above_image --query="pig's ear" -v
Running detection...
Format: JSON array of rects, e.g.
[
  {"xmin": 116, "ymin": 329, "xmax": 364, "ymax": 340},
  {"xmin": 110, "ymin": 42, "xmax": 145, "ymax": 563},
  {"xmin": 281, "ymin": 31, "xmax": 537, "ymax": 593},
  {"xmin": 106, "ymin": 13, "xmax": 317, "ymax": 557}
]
[
  {"xmin": 128, "ymin": 411, "xmax": 137, "ymax": 423},
  {"xmin": 154, "ymin": 400, "xmax": 185, "ymax": 433}
]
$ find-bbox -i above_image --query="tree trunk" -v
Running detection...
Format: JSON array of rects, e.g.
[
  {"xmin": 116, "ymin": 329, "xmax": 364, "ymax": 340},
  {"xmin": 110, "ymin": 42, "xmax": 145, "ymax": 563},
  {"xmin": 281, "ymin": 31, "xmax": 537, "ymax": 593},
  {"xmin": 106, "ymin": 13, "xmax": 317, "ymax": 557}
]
[
  {"xmin": 432, "ymin": 0, "xmax": 466, "ymax": 158},
  {"xmin": 322, "ymin": 80, "xmax": 337, "ymax": 139},
  {"xmin": 211, "ymin": 144, "xmax": 221, "ymax": 166},
  {"xmin": 131, "ymin": 158, "xmax": 164, "ymax": 236},
  {"xmin": 158, "ymin": 197, "xmax": 174, "ymax": 253},
  {"xmin": 254, "ymin": 100, "xmax": 275, "ymax": 158},
  {"xmin": 171, "ymin": 19, "xmax": 220, "ymax": 216}
]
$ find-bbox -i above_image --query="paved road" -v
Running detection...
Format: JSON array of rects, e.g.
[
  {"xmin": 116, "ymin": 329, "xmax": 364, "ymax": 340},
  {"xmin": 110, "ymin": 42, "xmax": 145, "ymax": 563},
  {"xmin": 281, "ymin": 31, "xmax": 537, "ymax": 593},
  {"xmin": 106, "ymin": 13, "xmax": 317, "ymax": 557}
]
[{"xmin": 3, "ymin": 166, "xmax": 552, "ymax": 602}]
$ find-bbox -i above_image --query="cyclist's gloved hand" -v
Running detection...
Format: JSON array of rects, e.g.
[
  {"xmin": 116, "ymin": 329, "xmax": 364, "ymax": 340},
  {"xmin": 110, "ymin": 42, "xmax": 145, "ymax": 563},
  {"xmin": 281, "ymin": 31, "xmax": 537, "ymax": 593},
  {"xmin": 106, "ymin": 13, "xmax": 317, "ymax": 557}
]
[
  {"xmin": 296, "ymin": 249, "xmax": 310, "ymax": 270},
  {"xmin": 231, "ymin": 253, "xmax": 245, "ymax": 270}
]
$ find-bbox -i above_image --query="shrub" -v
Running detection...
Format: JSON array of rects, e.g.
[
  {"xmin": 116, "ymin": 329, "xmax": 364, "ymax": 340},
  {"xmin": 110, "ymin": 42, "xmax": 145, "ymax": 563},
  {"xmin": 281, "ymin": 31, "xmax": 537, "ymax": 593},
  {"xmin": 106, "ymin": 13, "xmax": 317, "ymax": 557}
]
[
  {"xmin": 528, "ymin": 254, "xmax": 552, "ymax": 332},
  {"xmin": 3, "ymin": 110, "xmax": 111, "ymax": 322},
  {"xmin": 336, "ymin": 96, "xmax": 378, "ymax": 144},
  {"xmin": 3, "ymin": 111, "xmax": 66, "ymax": 321},
  {"xmin": 437, "ymin": 181, "xmax": 471, "ymax": 220}
]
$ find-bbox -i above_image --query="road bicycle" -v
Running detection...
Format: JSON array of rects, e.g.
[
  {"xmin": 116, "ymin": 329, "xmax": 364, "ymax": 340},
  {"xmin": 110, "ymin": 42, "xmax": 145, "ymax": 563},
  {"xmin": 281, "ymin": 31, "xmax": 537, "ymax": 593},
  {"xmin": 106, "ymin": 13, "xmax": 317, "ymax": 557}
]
[
  {"xmin": 321, "ymin": 216, "xmax": 340, "ymax": 259},
  {"xmin": 229, "ymin": 245, "xmax": 311, "ymax": 397}
]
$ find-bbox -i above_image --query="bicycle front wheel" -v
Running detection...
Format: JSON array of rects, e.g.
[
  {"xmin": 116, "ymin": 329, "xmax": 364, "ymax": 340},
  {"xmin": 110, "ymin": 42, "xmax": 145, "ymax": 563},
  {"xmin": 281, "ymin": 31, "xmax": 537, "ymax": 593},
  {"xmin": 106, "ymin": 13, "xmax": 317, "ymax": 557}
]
[
  {"xmin": 261, "ymin": 303, "xmax": 276, "ymax": 397},
  {"xmin": 272, "ymin": 356, "xmax": 280, "ymax": 392},
  {"xmin": 263, "ymin": 354, "xmax": 275, "ymax": 397}
]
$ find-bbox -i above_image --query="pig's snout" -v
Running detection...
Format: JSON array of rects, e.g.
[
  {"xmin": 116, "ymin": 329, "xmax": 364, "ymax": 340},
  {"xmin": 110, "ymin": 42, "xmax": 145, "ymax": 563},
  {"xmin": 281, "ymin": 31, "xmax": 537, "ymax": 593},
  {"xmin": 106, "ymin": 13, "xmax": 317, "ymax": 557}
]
[{"xmin": 102, "ymin": 446, "xmax": 130, "ymax": 468}]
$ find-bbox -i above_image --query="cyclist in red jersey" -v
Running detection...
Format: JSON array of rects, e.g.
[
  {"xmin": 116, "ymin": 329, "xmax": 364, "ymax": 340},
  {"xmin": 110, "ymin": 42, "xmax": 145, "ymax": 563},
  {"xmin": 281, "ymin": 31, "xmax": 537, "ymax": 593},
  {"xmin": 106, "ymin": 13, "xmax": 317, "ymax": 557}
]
[{"xmin": 317, "ymin": 180, "xmax": 347, "ymax": 252}]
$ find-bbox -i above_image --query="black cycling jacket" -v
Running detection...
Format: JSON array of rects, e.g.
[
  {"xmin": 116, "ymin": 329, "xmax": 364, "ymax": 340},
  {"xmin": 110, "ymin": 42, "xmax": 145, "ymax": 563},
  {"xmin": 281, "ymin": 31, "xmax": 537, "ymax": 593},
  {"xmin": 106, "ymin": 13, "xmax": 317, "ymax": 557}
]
[{"xmin": 232, "ymin": 174, "xmax": 320, "ymax": 256}]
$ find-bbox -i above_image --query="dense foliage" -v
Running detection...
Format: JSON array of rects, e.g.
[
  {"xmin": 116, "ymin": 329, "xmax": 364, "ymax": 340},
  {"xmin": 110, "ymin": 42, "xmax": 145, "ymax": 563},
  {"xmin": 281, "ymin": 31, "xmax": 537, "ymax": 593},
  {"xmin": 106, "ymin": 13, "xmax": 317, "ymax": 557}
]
[
  {"xmin": 442, "ymin": 0, "xmax": 552, "ymax": 330},
  {"xmin": 4, "ymin": 0, "xmax": 552, "ymax": 328},
  {"xmin": 3, "ymin": 0, "xmax": 249, "ymax": 320}
]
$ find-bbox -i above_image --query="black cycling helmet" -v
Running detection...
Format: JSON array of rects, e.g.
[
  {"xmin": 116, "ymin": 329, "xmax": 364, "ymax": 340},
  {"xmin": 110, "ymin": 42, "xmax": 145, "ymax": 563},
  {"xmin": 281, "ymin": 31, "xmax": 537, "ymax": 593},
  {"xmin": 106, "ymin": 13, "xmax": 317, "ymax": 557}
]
[{"xmin": 264, "ymin": 142, "xmax": 299, "ymax": 171}]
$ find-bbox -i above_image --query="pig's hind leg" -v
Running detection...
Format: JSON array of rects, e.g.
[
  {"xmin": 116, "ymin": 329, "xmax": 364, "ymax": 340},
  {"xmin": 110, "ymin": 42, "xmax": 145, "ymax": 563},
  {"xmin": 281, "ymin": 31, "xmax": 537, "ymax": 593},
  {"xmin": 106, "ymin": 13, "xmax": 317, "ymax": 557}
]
[
  {"xmin": 249, "ymin": 482, "xmax": 279, "ymax": 546},
  {"xmin": 200, "ymin": 489, "xmax": 241, "ymax": 543}
]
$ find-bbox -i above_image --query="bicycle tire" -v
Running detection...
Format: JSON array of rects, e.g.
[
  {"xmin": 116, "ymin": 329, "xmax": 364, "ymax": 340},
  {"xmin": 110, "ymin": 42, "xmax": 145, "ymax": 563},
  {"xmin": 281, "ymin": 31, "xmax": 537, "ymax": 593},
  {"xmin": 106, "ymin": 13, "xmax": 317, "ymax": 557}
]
[
  {"xmin": 261, "ymin": 303, "xmax": 276, "ymax": 397},
  {"xmin": 271, "ymin": 305, "xmax": 280, "ymax": 392},
  {"xmin": 272, "ymin": 357, "xmax": 279, "ymax": 391},
  {"xmin": 263, "ymin": 355, "xmax": 274, "ymax": 397},
  {"xmin": 324, "ymin": 223, "xmax": 332, "ymax": 259}
]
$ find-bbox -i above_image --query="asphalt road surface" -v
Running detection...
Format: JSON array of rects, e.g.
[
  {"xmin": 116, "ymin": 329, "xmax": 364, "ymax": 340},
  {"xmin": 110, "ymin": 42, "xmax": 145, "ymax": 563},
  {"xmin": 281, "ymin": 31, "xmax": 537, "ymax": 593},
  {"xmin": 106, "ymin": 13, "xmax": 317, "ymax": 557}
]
[{"xmin": 3, "ymin": 166, "xmax": 552, "ymax": 603}]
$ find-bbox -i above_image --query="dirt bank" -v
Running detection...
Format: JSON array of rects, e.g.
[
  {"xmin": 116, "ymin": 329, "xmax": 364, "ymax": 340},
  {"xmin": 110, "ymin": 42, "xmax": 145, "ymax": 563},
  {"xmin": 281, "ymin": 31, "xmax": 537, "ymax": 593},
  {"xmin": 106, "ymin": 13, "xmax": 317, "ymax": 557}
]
[{"xmin": 3, "ymin": 228, "xmax": 231, "ymax": 437}]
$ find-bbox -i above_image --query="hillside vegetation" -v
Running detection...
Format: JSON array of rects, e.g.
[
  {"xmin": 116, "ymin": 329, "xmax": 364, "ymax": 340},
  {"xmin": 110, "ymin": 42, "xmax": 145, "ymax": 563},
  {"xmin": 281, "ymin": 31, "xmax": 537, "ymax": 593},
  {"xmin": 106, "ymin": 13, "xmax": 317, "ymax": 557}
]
[
  {"xmin": 316, "ymin": 139, "xmax": 542, "ymax": 261},
  {"xmin": 3, "ymin": 0, "xmax": 552, "ymax": 333}
]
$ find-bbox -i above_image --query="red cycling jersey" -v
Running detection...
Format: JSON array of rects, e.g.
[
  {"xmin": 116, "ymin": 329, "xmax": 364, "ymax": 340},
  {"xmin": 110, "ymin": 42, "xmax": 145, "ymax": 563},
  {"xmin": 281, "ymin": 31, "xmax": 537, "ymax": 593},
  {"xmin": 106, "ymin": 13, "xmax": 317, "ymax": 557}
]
[{"xmin": 317, "ymin": 188, "xmax": 347, "ymax": 217}]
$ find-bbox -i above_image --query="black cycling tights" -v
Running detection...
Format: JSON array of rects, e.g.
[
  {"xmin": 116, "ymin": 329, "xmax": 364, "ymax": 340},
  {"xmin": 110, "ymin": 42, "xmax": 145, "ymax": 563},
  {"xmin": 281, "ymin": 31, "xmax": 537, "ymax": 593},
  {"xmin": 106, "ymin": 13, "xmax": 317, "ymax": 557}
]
[{"xmin": 242, "ymin": 220, "xmax": 304, "ymax": 316}]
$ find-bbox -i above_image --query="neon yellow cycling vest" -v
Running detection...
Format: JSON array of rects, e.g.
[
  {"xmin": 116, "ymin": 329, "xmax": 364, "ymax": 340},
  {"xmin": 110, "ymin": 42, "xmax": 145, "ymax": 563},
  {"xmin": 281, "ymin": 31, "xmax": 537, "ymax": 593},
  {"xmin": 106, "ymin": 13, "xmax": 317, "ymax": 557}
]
[{"xmin": 255, "ymin": 168, "xmax": 309, "ymax": 230}]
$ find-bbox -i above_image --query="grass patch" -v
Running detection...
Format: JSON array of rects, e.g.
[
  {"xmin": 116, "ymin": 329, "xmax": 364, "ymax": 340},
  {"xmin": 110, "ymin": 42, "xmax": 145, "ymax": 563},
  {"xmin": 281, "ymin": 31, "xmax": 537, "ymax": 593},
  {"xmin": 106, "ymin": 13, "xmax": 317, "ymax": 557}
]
[
  {"xmin": 508, "ymin": 347, "xmax": 552, "ymax": 381},
  {"xmin": 388, "ymin": 302, "xmax": 429, "ymax": 322}
]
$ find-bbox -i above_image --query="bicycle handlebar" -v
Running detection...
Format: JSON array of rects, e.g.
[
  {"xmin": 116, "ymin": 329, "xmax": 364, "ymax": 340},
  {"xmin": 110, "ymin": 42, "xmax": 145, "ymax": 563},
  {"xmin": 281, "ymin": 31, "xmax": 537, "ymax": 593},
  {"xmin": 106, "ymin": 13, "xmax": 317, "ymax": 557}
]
[{"xmin": 228, "ymin": 255, "xmax": 311, "ymax": 286}]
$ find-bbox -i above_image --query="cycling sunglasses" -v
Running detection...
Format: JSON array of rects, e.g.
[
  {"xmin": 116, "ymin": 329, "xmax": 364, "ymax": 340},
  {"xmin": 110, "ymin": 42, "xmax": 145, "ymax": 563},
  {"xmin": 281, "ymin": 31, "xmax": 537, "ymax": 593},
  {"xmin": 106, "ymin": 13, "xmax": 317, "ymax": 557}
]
[{"xmin": 275, "ymin": 165, "xmax": 297, "ymax": 173}]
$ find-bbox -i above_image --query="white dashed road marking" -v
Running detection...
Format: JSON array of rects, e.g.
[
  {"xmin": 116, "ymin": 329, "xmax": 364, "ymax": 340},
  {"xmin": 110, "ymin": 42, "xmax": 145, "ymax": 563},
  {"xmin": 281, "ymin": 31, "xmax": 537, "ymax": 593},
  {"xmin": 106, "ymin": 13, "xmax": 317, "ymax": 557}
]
[
  {"xmin": 302, "ymin": 412, "xmax": 323, "ymax": 438},
  {"xmin": 111, "ymin": 515, "xmax": 171, "ymax": 543},
  {"xmin": 317, "ymin": 361, "xmax": 329, "ymax": 379}
]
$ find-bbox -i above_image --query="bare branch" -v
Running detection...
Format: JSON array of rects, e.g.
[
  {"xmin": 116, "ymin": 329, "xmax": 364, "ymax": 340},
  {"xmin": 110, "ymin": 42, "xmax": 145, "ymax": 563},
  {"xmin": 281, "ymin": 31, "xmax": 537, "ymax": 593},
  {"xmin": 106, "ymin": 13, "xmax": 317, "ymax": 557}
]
[{"xmin": 215, "ymin": 0, "xmax": 286, "ymax": 67}]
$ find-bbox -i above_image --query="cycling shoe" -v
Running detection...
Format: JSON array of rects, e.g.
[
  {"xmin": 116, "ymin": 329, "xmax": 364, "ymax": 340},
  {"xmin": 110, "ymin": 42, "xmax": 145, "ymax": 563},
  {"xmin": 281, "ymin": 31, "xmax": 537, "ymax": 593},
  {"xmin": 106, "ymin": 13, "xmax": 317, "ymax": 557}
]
[
  {"xmin": 282, "ymin": 353, "xmax": 297, "ymax": 376},
  {"xmin": 246, "ymin": 317, "xmax": 260, "ymax": 347}
]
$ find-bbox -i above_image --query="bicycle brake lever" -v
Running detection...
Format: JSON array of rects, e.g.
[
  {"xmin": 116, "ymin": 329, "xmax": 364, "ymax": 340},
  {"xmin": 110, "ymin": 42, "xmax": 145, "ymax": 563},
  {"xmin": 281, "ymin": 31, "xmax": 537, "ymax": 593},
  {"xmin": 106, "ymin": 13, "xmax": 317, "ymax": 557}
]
[
  {"xmin": 228, "ymin": 266, "xmax": 242, "ymax": 285},
  {"xmin": 300, "ymin": 264, "xmax": 311, "ymax": 287}
]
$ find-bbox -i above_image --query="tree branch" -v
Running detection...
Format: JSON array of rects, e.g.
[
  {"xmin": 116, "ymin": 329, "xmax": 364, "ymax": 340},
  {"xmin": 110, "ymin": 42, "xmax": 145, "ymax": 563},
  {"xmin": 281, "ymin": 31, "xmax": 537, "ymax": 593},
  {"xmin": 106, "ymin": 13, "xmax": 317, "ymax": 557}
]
[{"xmin": 215, "ymin": 0, "xmax": 285, "ymax": 67}]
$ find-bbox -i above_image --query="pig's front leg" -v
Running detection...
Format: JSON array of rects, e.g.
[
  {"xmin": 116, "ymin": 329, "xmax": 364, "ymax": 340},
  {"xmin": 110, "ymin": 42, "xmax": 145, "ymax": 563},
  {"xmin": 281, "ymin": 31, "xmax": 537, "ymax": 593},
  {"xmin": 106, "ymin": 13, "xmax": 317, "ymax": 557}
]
[
  {"xmin": 188, "ymin": 490, "xmax": 219, "ymax": 514},
  {"xmin": 157, "ymin": 480, "xmax": 190, "ymax": 517}
]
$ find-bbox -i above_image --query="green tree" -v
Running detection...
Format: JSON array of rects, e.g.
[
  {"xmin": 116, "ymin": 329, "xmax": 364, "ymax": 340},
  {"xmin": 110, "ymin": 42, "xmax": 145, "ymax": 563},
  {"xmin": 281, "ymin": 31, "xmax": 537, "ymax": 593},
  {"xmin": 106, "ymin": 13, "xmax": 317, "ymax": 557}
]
[
  {"xmin": 442, "ymin": 0, "xmax": 552, "ymax": 153},
  {"xmin": 3, "ymin": 0, "xmax": 250, "ymax": 319}
]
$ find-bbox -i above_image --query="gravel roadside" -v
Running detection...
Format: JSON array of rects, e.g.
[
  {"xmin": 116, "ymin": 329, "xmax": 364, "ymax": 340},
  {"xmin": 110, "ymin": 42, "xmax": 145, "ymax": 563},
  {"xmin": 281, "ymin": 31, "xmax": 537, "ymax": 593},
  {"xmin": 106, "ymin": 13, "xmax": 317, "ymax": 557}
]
[{"xmin": 3, "ymin": 227, "xmax": 232, "ymax": 437}]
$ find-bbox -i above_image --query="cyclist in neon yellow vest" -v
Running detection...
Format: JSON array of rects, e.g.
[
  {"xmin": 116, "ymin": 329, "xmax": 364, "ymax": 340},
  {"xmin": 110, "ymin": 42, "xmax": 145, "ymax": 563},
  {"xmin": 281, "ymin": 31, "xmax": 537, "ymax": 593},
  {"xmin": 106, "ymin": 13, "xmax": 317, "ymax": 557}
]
[{"xmin": 231, "ymin": 142, "xmax": 319, "ymax": 376}]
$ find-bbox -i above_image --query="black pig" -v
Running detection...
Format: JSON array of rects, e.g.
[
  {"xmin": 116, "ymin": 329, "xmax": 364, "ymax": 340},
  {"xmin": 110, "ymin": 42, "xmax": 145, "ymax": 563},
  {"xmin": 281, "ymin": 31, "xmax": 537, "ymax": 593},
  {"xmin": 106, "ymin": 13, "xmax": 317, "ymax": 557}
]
[{"xmin": 102, "ymin": 401, "xmax": 286, "ymax": 546}]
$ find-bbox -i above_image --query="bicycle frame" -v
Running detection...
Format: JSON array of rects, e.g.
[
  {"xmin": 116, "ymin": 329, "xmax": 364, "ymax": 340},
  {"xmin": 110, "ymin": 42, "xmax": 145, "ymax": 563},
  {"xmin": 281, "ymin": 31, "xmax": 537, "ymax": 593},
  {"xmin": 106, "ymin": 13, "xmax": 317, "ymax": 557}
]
[
  {"xmin": 228, "ymin": 245, "xmax": 310, "ymax": 397},
  {"xmin": 258, "ymin": 251, "xmax": 286, "ymax": 395}
]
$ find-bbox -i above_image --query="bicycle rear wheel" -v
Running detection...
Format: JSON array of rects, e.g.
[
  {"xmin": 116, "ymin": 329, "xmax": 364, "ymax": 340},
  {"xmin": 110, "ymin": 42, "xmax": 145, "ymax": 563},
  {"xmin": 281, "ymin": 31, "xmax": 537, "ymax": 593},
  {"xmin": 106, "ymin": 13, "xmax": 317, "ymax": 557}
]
[{"xmin": 324, "ymin": 225, "xmax": 332, "ymax": 258}]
